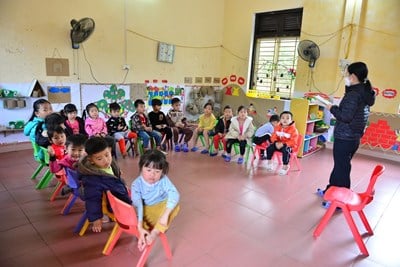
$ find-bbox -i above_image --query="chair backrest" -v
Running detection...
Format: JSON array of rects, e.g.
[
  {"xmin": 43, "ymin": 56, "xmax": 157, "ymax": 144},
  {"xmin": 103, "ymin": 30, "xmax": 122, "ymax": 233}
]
[
  {"xmin": 30, "ymin": 141, "xmax": 42, "ymax": 162},
  {"xmin": 65, "ymin": 167, "xmax": 79, "ymax": 189},
  {"xmin": 106, "ymin": 191, "xmax": 138, "ymax": 228},
  {"xmin": 293, "ymin": 134, "xmax": 303, "ymax": 153},
  {"xmin": 363, "ymin": 164, "xmax": 385, "ymax": 203}
]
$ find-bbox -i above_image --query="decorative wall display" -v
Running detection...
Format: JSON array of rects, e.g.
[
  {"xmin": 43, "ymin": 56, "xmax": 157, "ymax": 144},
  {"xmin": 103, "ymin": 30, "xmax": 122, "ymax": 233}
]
[
  {"xmin": 47, "ymin": 86, "xmax": 71, "ymax": 103},
  {"xmin": 184, "ymin": 77, "xmax": 193, "ymax": 84},
  {"xmin": 382, "ymin": 88, "xmax": 397, "ymax": 99},
  {"xmin": 213, "ymin": 77, "xmax": 220, "ymax": 84},
  {"xmin": 45, "ymin": 58, "xmax": 69, "ymax": 76},
  {"xmin": 195, "ymin": 77, "xmax": 203, "ymax": 84},
  {"xmin": 146, "ymin": 84, "xmax": 185, "ymax": 107},
  {"xmin": 204, "ymin": 77, "xmax": 212, "ymax": 83}
]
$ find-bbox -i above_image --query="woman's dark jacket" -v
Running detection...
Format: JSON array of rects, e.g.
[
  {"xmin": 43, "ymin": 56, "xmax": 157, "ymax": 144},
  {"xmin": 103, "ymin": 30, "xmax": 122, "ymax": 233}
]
[{"xmin": 330, "ymin": 83, "xmax": 375, "ymax": 140}]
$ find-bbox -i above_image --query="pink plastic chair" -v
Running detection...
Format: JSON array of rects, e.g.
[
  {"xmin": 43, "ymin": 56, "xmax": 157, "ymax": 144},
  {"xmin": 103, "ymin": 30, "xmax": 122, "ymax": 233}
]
[
  {"xmin": 102, "ymin": 191, "xmax": 172, "ymax": 267},
  {"xmin": 272, "ymin": 134, "xmax": 302, "ymax": 173},
  {"xmin": 313, "ymin": 164, "xmax": 385, "ymax": 256}
]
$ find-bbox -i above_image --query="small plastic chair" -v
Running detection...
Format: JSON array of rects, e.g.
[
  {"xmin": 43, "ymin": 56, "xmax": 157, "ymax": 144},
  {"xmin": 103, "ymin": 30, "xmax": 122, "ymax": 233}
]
[
  {"xmin": 271, "ymin": 134, "xmax": 302, "ymax": 173},
  {"xmin": 232, "ymin": 142, "xmax": 253, "ymax": 163},
  {"xmin": 33, "ymin": 144, "xmax": 54, "ymax": 189},
  {"xmin": 74, "ymin": 192, "xmax": 115, "ymax": 236},
  {"xmin": 49, "ymin": 169, "xmax": 67, "ymax": 201},
  {"xmin": 250, "ymin": 141, "xmax": 269, "ymax": 167},
  {"xmin": 102, "ymin": 191, "xmax": 172, "ymax": 267},
  {"xmin": 60, "ymin": 168, "xmax": 83, "ymax": 215},
  {"xmin": 313, "ymin": 164, "xmax": 385, "ymax": 256}
]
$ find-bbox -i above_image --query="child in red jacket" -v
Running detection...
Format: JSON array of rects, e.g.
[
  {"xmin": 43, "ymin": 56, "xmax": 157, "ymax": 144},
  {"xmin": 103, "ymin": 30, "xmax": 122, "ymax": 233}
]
[{"xmin": 265, "ymin": 111, "xmax": 299, "ymax": 175}]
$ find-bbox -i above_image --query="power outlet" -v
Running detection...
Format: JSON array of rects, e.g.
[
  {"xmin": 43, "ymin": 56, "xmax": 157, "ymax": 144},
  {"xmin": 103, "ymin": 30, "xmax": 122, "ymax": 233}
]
[
  {"xmin": 339, "ymin": 59, "xmax": 351, "ymax": 71},
  {"xmin": 122, "ymin": 64, "xmax": 131, "ymax": 70}
]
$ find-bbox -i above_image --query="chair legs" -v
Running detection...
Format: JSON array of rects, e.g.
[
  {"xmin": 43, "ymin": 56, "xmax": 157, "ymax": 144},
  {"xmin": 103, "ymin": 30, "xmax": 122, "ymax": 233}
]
[
  {"xmin": 313, "ymin": 201, "xmax": 371, "ymax": 256},
  {"xmin": 61, "ymin": 194, "xmax": 79, "ymax": 215},
  {"xmin": 31, "ymin": 162, "xmax": 45, "ymax": 179},
  {"xmin": 102, "ymin": 224, "xmax": 124, "ymax": 255},
  {"xmin": 35, "ymin": 170, "xmax": 54, "ymax": 189}
]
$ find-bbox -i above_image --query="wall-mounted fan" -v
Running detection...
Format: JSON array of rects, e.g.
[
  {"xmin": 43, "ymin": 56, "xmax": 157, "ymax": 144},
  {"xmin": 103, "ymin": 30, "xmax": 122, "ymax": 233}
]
[
  {"xmin": 70, "ymin": 18, "xmax": 95, "ymax": 49},
  {"xmin": 297, "ymin": 40, "xmax": 320, "ymax": 68}
]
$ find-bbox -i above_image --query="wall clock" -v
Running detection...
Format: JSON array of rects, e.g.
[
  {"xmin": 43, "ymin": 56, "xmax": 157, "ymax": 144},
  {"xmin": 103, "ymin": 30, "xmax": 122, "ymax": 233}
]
[{"xmin": 157, "ymin": 42, "xmax": 175, "ymax": 63}]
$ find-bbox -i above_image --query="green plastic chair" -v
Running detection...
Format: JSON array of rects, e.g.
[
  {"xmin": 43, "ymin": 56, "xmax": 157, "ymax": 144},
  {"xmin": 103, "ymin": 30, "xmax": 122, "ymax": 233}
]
[{"xmin": 33, "ymin": 143, "xmax": 54, "ymax": 189}]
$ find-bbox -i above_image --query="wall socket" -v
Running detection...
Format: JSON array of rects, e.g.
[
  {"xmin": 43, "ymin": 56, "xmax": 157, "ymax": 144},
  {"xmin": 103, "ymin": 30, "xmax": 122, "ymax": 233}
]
[
  {"xmin": 339, "ymin": 59, "xmax": 351, "ymax": 71},
  {"xmin": 122, "ymin": 64, "xmax": 131, "ymax": 70}
]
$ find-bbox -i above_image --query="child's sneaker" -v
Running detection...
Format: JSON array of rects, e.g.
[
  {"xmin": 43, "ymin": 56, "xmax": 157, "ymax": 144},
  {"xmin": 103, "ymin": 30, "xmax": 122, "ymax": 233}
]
[
  {"xmin": 278, "ymin": 166, "xmax": 290, "ymax": 176},
  {"xmin": 224, "ymin": 155, "xmax": 231, "ymax": 162},
  {"xmin": 266, "ymin": 163, "xmax": 274, "ymax": 171},
  {"xmin": 260, "ymin": 155, "xmax": 268, "ymax": 160},
  {"xmin": 174, "ymin": 144, "xmax": 181, "ymax": 152},
  {"xmin": 160, "ymin": 150, "xmax": 168, "ymax": 155},
  {"xmin": 237, "ymin": 157, "xmax": 244, "ymax": 164},
  {"xmin": 316, "ymin": 188, "xmax": 325, "ymax": 198},
  {"xmin": 209, "ymin": 152, "xmax": 218, "ymax": 157},
  {"xmin": 191, "ymin": 146, "xmax": 199, "ymax": 152},
  {"xmin": 221, "ymin": 153, "xmax": 227, "ymax": 159},
  {"xmin": 200, "ymin": 149, "xmax": 209, "ymax": 154},
  {"xmin": 182, "ymin": 143, "xmax": 189, "ymax": 152}
]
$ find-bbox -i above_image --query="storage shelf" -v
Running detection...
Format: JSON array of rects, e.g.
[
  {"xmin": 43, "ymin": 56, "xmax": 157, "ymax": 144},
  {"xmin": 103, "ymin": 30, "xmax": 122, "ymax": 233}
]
[
  {"xmin": 304, "ymin": 132, "xmax": 325, "ymax": 141},
  {"xmin": 307, "ymin": 118, "xmax": 323, "ymax": 123},
  {"xmin": 302, "ymin": 145, "xmax": 324, "ymax": 157}
]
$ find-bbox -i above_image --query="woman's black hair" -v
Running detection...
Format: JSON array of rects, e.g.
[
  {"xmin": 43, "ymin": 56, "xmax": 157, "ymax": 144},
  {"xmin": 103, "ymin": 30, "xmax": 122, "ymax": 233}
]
[
  {"xmin": 347, "ymin": 61, "xmax": 372, "ymax": 92},
  {"xmin": 82, "ymin": 103, "xmax": 98, "ymax": 120},
  {"xmin": 27, "ymin": 99, "xmax": 51, "ymax": 122},
  {"xmin": 85, "ymin": 136, "xmax": 109, "ymax": 156},
  {"xmin": 47, "ymin": 125, "xmax": 66, "ymax": 140},
  {"xmin": 45, "ymin": 113, "xmax": 65, "ymax": 130},
  {"xmin": 139, "ymin": 149, "xmax": 169, "ymax": 176}
]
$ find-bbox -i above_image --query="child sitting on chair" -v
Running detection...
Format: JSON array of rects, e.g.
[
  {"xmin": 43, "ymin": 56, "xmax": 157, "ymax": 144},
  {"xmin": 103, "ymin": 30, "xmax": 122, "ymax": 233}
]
[
  {"xmin": 131, "ymin": 99, "xmax": 164, "ymax": 153},
  {"xmin": 131, "ymin": 150, "xmax": 180, "ymax": 251},
  {"xmin": 265, "ymin": 111, "xmax": 299, "ymax": 175},
  {"xmin": 166, "ymin": 97, "xmax": 193, "ymax": 152},
  {"xmin": 78, "ymin": 137, "xmax": 131, "ymax": 233},
  {"xmin": 47, "ymin": 126, "xmax": 67, "ymax": 160},
  {"xmin": 210, "ymin": 105, "xmax": 233, "ymax": 157},
  {"xmin": 224, "ymin": 105, "xmax": 255, "ymax": 164},
  {"xmin": 253, "ymin": 114, "xmax": 280, "ymax": 160},
  {"xmin": 148, "ymin": 98, "xmax": 173, "ymax": 151},
  {"xmin": 191, "ymin": 102, "xmax": 217, "ymax": 154},
  {"xmin": 106, "ymin": 102, "xmax": 137, "ymax": 158},
  {"xmin": 63, "ymin": 103, "xmax": 87, "ymax": 137}
]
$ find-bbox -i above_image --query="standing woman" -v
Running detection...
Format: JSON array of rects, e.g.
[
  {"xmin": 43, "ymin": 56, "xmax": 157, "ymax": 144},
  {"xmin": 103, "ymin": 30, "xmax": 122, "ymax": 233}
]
[{"xmin": 318, "ymin": 62, "xmax": 376, "ymax": 199}]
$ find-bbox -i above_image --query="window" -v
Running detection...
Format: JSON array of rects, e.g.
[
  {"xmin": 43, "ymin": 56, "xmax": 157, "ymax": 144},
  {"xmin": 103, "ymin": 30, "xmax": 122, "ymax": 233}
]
[{"xmin": 249, "ymin": 8, "xmax": 303, "ymax": 99}]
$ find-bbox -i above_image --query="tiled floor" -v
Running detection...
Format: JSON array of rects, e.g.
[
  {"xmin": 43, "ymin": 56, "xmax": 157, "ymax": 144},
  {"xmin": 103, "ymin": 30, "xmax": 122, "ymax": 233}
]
[{"xmin": 0, "ymin": 147, "xmax": 399, "ymax": 267}]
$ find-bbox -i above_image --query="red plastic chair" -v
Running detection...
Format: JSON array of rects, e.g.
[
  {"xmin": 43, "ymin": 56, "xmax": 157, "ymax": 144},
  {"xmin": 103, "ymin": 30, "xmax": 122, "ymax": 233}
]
[
  {"xmin": 250, "ymin": 141, "xmax": 269, "ymax": 167},
  {"xmin": 272, "ymin": 134, "xmax": 302, "ymax": 173},
  {"xmin": 313, "ymin": 164, "xmax": 385, "ymax": 256},
  {"xmin": 49, "ymin": 169, "xmax": 67, "ymax": 201},
  {"xmin": 102, "ymin": 191, "xmax": 172, "ymax": 267}
]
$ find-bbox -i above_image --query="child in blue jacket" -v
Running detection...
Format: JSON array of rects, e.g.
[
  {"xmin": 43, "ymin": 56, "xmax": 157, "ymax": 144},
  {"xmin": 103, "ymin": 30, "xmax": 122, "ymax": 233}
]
[{"xmin": 77, "ymin": 136, "xmax": 131, "ymax": 232}]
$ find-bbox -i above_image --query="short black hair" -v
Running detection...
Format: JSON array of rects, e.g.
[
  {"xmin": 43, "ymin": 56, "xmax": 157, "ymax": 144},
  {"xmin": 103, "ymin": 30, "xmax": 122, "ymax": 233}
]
[
  {"xmin": 237, "ymin": 105, "xmax": 246, "ymax": 113},
  {"xmin": 45, "ymin": 113, "xmax": 65, "ymax": 130},
  {"xmin": 85, "ymin": 137, "xmax": 109, "ymax": 156},
  {"xmin": 223, "ymin": 105, "xmax": 232, "ymax": 111},
  {"xmin": 139, "ymin": 149, "xmax": 169, "ymax": 176},
  {"xmin": 134, "ymin": 99, "xmax": 145, "ymax": 108},
  {"xmin": 65, "ymin": 134, "xmax": 87, "ymax": 148},
  {"xmin": 47, "ymin": 125, "xmax": 65, "ymax": 140},
  {"xmin": 151, "ymin": 98, "xmax": 162, "ymax": 107},
  {"xmin": 109, "ymin": 102, "xmax": 121, "ymax": 112},
  {"xmin": 269, "ymin": 114, "xmax": 279, "ymax": 122},
  {"xmin": 171, "ymin": 97, "xmax": 181, "ymax": 105},
  {"xmin": 280, "ymin": 111, "xmax": 293, "ymax": 119}
]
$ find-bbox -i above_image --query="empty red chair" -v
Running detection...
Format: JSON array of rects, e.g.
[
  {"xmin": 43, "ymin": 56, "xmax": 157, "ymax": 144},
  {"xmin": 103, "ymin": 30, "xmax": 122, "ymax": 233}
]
[
  {"xmin": 272, "ymin": 134, "xmax": 302, "ymax": 173},
  {"xmin": 103, "ymin": 191, "xmax": 172, "ymax": 267},
  {"xmin": 313, "ymin": 164, "xmax": 385, "ymax": 256}
]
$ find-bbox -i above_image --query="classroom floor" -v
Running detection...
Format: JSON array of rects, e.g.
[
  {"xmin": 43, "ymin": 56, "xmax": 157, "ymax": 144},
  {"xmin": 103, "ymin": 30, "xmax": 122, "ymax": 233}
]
[{"xmin": 0, "ymin": 147, "xmax": 399, "ymax": 267}]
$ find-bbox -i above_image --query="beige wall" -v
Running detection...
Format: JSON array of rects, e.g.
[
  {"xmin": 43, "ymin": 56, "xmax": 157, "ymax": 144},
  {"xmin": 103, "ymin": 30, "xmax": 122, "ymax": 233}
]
[
  {"xmin": 0, "ymin": 0, "xmax": 224, "ymax": 83},
  {"xmin": 1, "ymin": 0, "xmax": 399, "ymax": 113},
  {"xmin": 221, "ymin": 0, "xmax": 400, "ymax": 114}
]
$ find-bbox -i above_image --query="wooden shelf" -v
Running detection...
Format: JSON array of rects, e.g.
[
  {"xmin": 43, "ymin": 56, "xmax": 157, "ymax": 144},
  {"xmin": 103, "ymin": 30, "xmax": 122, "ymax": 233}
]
[
  {"xmin": 307, "ymin": 118, "xmax": 323, "ymax": 123},
  {"xmin": 302, "ymin": 145, "xmax": 324, "ymax": 157},
  {"xmin": 304, "ymin": 132, "xmax": 325, "ymax": 141}
]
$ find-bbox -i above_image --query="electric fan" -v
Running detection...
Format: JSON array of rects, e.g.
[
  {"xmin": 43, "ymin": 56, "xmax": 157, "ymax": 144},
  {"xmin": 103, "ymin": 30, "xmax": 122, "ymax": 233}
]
[
  {"xmin": 297, "ymin": 40, "xmax": 320, "ymax": 68},
  {"xmin": 70, "ymin": 18, "xmax": 95, "ymax": 49}
]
